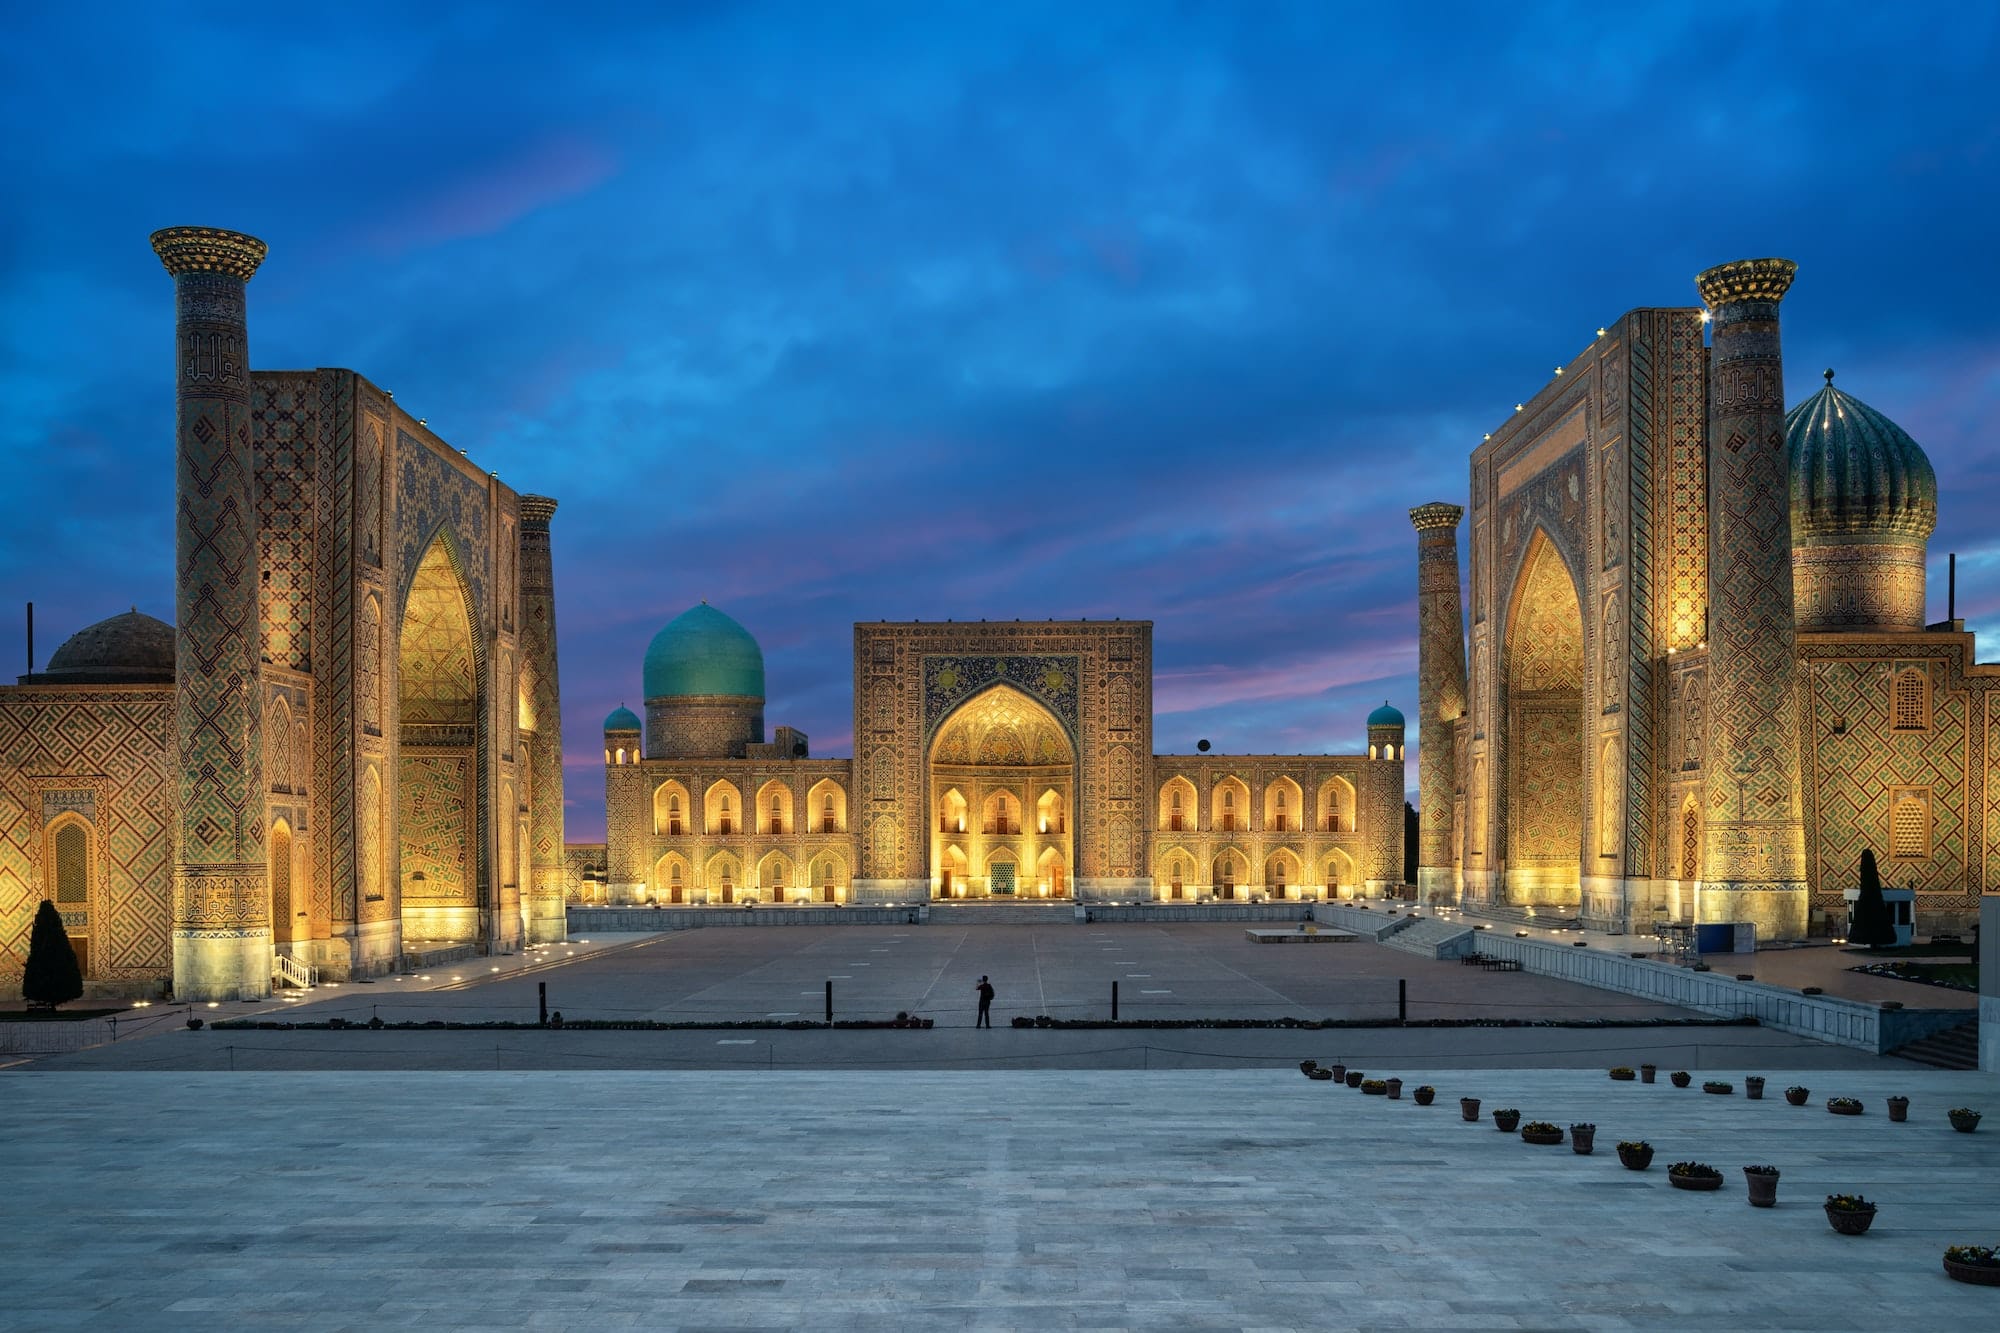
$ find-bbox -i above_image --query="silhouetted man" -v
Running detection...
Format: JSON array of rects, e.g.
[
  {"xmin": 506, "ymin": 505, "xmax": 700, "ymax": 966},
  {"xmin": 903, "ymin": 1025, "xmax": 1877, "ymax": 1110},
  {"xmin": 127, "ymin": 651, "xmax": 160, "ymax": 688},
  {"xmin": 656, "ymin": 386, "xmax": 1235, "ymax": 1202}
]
[{"xmin": 975, "ymin": 975, "xmax": 995, "ymax": 1028}]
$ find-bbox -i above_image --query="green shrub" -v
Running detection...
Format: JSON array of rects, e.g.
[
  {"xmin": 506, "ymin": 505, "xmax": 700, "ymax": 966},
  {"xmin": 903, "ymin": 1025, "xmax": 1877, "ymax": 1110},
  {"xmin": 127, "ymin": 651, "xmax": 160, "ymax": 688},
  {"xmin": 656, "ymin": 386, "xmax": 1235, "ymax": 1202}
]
[{"xmin": 21, "ymin": 899, "xmax": 82, "ymax": 1010}]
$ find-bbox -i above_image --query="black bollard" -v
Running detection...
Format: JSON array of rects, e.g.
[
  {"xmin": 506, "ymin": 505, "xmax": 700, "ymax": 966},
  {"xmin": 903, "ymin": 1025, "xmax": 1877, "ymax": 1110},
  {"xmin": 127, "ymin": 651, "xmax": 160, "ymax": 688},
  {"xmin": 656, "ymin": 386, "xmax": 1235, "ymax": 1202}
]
[
  {"xmin": 825, "ymin": 979, "xmax": 833, "ymax": 1023},
  {"xmin": 539, "ymin": 981, "xmax": 548, "ymax": 1026},
  {"xmin": 1112, "ymin": 979, "xmax": 1119, "ymax": 1021},
  {"xmin": 1398, "ymin": 978, "xmax": 1407, "ymax": 1022}
]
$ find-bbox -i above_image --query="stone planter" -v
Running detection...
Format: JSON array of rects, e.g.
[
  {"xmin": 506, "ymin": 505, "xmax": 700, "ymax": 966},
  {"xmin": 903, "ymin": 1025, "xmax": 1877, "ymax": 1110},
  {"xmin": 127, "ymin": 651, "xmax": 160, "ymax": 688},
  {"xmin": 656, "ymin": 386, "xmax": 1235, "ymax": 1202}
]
[
  {"xmin": 1825, "ymin": 1204, "xmax": 1877, "ymax": 1236},
  {"xmin": 1942, "ymin": 1256, "xmax": 2000, "ymax": 1286},
  {"xmin": 1617, "ymin": 1143, "xmax": 1654, "ymax": 1171},
  {"xmin": 1460, "ymin": 1097, "xmax": 1481, "ymax": 1122},
  {"xmin": 1520, "ymin": 1125, "xmax": 1564, "ymax": 1146},
  {"xmin": 1950, "ymin": 1110, "xmax": 1981, "ymax": 1133},
  {"xmin": 1745, "ymin": 1076, "xmax": 1764, "ymax": 1100},
  {"xmin": 1669, "ymin": 1169, "xmax": 1723, "ymax": 1192},
  {"xmin": 1325, "ymin": 1064, "xmax": 1346, "ymax": 1085},
  {"xmin": 1827, "ymin": 1098, "xmax": 1864, "ymax": 1117},
  {"xmin": 1785, "ymin": 1086, "xmax": 1810, "ymax": 1106},
  {"xmin": 1412, "ymin": 1085, "xmax": 1435, "ymax": 1106},
  {"xmin": 1639, "ymin": 1064, "xmax": 1656, "ymax": 1084},
  {"xmin": 1491, "ymin": 1109, "xmax": 1520, "ymax": 1133},
  {"xmin": 1670, "ymin": 1070, "xmax": 1692, "ymax": 1088},
  {"xmin": 1385, "ymin": 1078, "xmax": 1402, "ymax": 1100},
  {"xmin": 1887, "ymin": 1096, "xmax": 1909, "ymax": 1123},
  {"xmin": 1299, "ymin": 1060, "xmax": 1318, "ymax": 1076},
  {"xmin": 1308, "ymin": 1068, "xmax": 1334, "ymax": 1080},
  {"xmin": 1743, "ymin": 1168, "xmax": 1779, "ymax": 1208},
  {"xmin": 1569, "ymin": 1125, "xmax": 1595, "ymax": 1155},
  {"xmin": 1608, "ymin": 1067, "xmax": 1636, "ymax": 1081},
  {"xmin": 1345, "ymin": 1070, "xmax": 1364, "ymax": 1088}
]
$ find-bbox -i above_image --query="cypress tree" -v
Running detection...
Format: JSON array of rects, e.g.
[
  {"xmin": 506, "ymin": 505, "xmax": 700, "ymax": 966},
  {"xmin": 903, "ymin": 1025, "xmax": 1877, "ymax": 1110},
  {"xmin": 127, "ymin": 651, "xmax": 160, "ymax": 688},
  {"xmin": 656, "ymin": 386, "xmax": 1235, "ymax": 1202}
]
[
  {"xmin": 21, "ymin": 899, "xmax": 84, "ymax": 1010},
  {"xmin": 1403, "ymin": 801, "xmax": 1419, "ymax": 886},
  {"xmin": 1849, "ymin": 849, "xmax": 1896, "ymax": 950}
]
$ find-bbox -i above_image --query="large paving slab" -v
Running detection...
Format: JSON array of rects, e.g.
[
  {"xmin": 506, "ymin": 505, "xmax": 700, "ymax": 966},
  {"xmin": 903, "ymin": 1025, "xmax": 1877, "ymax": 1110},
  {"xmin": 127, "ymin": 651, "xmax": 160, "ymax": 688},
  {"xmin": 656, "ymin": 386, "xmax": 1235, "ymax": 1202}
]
[{"xmin": 2, "ymin": 1068, "xmax": 1996, "ymax": 1329}]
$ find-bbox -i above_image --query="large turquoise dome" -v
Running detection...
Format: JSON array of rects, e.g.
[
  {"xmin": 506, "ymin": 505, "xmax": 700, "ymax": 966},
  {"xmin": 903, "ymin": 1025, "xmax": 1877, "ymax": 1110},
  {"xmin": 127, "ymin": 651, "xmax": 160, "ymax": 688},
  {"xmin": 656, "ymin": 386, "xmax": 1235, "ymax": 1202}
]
[
  {"xmin": 1367, "ymin": 701, "xmax": 1405, "ymax": 728},
  {"xmin": 1787, "ymin": 372, "xmax": 1937, "ymax": 544},
  {"xmin": 642, "ymin": 603, "xmax": 765, "ymax": 701}
]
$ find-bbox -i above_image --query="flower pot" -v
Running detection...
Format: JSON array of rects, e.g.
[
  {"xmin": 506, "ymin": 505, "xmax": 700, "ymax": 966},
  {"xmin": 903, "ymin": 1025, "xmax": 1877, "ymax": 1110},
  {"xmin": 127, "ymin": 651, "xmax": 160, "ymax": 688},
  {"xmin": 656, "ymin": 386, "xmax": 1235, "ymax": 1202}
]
[
  {"xmin": 1412, "ymin": 1086, "xmax": 1435, "ymax": 1106},
  {"xmin": 1570, "ymin": 1126, "xmax": 1595, "ymax": 1155},
  {"xmin": 1669, "ymin": 1172, "xmax": 1723, "ymax": 1192},
  {"xmin": 1608, "ymin": 1068, "xmax": 1636, "ymax": 1081},
  {"xmin": 1385, "ymin": 1078, "xmax": 1402, "ymax": 1099},
  {"xmin": 1943, "ymin": 1257, "xmax": 2000, "ymax": 1287},
  {"xmin": 1785, "ymin": 1087, "xmax": 1810, "ymax": 1106},
  {"xmin": 1670, "ymin": 1071, "xmax": 1692, "ymax": 1088},
  {"xmin": 1460, "ymin": 1097, "xmax": 1481, "ymax": 1122},
  {"xmin": 1949, "ymin": 1111, "xmax": 1981, "ymax": 1133},
  {"xmin": 1345, "ymin": 1070, "xmax": 1364, "ymax": 1088},
  {"xmin": 1824, "ymin": 1204, "xmax": 1876, "ymax": 1236},
  {"xmin": 1827, "ymin": 1099, "xmax": 1864, "ymax": 1117},
  {"xmin": 1887, "ymin": 1096, "xmax": 1908, "ymax": 1123},
  {"xmin": 1617, "ymin": 1143, "xmax": 1653, "ymax": 1171},
  {"xmin": 1743, "ymin": 1169, "xmax": 1779, "ymax": 1208},
  {"xmin": 1491, "ymin": 1110, "xmax": 1520, "ymax": 1133},
  {"xmin": 1299, "ymin": 1060, "xmax": 1319, "ymax": 1076},
  {"xmin": 1521, "ymin": 1126, "xmax": 1563, "ymax": 1145},
  {"xmin": 1308, "ymin": 1068, "xmax": 1334, "ymax": 1080},
  {"xmin": 1639, "ymin": 1064, "xmax": 1656, "ymax": 1084},
  {"xmin": 1745, "ymin": 1076, "xmax": 1765, "ymax": 1100}
]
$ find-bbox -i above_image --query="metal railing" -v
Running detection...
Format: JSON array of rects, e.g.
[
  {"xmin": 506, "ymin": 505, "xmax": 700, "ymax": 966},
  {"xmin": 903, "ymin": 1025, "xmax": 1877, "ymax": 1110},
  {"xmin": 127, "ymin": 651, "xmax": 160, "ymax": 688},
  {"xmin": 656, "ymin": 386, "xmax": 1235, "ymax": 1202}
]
[{"xmin": 273, "ymin": 953, "xmax": 317, "ymax": 989}]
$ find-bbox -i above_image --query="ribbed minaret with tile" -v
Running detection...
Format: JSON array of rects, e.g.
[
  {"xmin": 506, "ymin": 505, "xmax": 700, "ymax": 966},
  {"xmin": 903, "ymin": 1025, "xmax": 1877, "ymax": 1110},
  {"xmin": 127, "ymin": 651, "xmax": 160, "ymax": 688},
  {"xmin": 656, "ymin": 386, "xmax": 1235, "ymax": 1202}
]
[
  {"xmin": 1409, "ymin": 502, "xmax": 1467, "ymax": 904},
  {"xmin": 152, "ymin": 226, "xmax": 272, "ymax": 998},
  {"xmin": 517, "ymin": 495, "xmax": 568, "ymax": 943},
  {"xmin": 1695, "ymin": 257, "xmax": 1808, "ymax": 940}
]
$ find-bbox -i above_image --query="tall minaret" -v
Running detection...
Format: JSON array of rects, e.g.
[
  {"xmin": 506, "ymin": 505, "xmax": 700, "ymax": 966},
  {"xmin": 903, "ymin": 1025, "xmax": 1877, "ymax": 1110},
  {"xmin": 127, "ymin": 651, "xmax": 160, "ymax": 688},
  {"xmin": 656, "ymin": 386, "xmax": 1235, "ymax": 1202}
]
[
  {"xmin": 1694, "ymin": 257, "xmax": 1808, "ymax": 940},
  {"xmin": 151, "ymin": 226, "xmax": 271, "ymax": 999},
  {"xmin": 1409, "ymin": 502, "xmax": 1468, "ymax": 905},
  {"xmin": 517, "ymin": 495, "xmax": 568, "ymax": 943}
]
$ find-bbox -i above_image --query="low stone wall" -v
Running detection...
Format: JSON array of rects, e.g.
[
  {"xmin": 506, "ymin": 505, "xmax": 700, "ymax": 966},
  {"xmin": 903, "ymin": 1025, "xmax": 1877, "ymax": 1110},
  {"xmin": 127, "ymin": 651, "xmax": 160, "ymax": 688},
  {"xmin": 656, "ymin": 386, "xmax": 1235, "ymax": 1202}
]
[
  {"xmin": 1468, "ymin": 931, "xmax": 1963, "ymax": 1055},
  {"xmin": 568, "ymin": 906, "xmax": 921, "ymax": 932},
  {"xmin": 1309, "ymin": 903, "xmax": 1418, "ymax": 942}
]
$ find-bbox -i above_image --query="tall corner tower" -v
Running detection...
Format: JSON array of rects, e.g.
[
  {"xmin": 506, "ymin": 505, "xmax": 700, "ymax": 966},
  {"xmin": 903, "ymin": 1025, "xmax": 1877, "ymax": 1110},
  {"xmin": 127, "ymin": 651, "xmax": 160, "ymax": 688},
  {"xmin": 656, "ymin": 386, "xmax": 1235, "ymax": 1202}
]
[
  {"xmin": 1409, "ymin": 502, "xmax": 1467, "ymax": 904},
  {"xmin": 151, "ymin": 226, "xmax": 272, "ymax": 999},
  {"xmin": 517, "ymin": 495, "xmax": 568, "ymax": 943},
  {"xmin": 1694, "ymin": 257, "xmax": 1808, "ymax": 940}
]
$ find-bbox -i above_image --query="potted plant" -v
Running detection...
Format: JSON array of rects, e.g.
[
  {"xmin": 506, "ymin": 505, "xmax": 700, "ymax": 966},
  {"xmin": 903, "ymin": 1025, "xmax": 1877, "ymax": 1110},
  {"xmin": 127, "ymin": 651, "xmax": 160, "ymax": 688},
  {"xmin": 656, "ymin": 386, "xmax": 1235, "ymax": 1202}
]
[
  {"xmin": 1616, "ymin": 1140, "xmax": 1654, "ymax": 1171},
  {"xmin": 1385, "ymin": 1078, "xmax": 1403, "ymax": 1099},
  {"xmin": 1299, "ymin": 1060, "xmax": 1319, "ymax": 1076},
  {"xmin": 1827, "ymin": 1096, "xmax": 1864, "ymax": 1116},
  {"xmin": 1345, "ymin": 1070, "xmax": 1365, "ymax": 1088},
  {"xmin": 1609, "ymin": 1066, "xmax": 1636, "ymax": 1081},
  {"xmin": 1460, "ymin": 1096, "xmax": 1481, "ymax": 1122},
  {"xmin": 1639, "ymin": 1063, "xmax": 1657, "ymax": 1084},
  {"xmin": 1745, "ymin": 1076, "xmax": 1765, "ymax": 1100},
  {"xmin": 1520, "ymin": 1121, "xmax": 1564, "ymax": 1145},
  {"xmin": 1824, "ymin": 1193, "xmax": 1877, "ymax": 1235},
  {"xmin": 1886, "ymin": 1095, "xmax": 1909, "ymax": 1123},
  {"xmin": 1308, "ymin": 1067, "xmax": 1335, "ymax": 1080},
  {"xmin": 1949, "ymin": 1107, "xmax": 1982, "ymax": 1133},
  {"xmin": 1702, "ymin": 1080, "xmax": 1733, "ymax": 1096},
  {"xmin": 1324, "ymin": 1063, "xmax": 1346, "ymax": 1084},
  {"xmin": 1670, "ymin": 1070, "xmax": 1692, "ymax": 1088},
  {"xmin": 1943, "ymin": 1245, "xmax": 2000, "ymax": 1287},
  {"xmin": 1742, "ymin": 1165, "xmax": 1780, "ymax": 1208},
  {"xmin": 1491, "ymin": 1107, "xmax": 1521, "ymax": 1133},
  {"xmin": 1412, "ymin": 1084, "xmax": 1436, "ymax": 1106},
  {"xmin": 1569, "ymin": 1123, "xmax": 1596, "ymax": 1155},
  {"xmin": 1785, "ymin": 1085, "xmax": 1810, "ymax": 1106},
  {"xmin": 1359, "ymin": 1079, "xmax": 1388, "ymax": 1096},
  {"xmin": 1667, "ymin": 1161, "xmax": 1723, "ymax": 1192}
]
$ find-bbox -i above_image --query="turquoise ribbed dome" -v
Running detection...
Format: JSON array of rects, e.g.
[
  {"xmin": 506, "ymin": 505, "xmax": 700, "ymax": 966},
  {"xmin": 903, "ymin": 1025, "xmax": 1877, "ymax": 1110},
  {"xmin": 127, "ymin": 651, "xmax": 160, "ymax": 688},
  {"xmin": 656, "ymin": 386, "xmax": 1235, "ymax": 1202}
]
[
  {"xmin": 603, "ymin": 704, "xmax": 641, "ymax": 732},
  {"xmin": 1787, "ymin": 372, "xmax": 1937, "ymax": 544},
  {"xmin": 642, "ymin": 603, "xmax": 765, "ymax": 701},
  {"xmin": 1367, "ymin": 701, "xmax": 1404, "ymax": 728}
]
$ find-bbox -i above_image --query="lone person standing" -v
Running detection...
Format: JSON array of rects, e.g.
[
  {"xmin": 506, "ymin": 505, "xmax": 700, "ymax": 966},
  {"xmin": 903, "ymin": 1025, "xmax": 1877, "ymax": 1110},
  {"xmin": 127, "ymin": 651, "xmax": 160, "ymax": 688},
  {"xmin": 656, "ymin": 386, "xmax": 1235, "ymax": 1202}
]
[{"xmin": 975, "ymin": 975, "xmax": 995, "ymax": 1028}]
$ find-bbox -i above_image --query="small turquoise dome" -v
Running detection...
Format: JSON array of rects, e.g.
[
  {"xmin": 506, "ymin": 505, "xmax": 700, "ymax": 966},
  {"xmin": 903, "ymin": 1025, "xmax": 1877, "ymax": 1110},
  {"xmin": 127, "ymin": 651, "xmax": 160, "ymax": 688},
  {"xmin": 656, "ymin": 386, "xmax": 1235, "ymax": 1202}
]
[
  {"xmin": 642, "ymin": 603, "xmax": 765, "ymax": 701},
  {"xmin": 1787, "ymin": 371, "xmax": 1937, "ymax": 544},
  {"xmin": 1367, "ymin": 701, "xmax": 1405, "ymax": 728},
  {"xmin": 603, "ymin": 704, "xmax": 641, "ymax": 732}
]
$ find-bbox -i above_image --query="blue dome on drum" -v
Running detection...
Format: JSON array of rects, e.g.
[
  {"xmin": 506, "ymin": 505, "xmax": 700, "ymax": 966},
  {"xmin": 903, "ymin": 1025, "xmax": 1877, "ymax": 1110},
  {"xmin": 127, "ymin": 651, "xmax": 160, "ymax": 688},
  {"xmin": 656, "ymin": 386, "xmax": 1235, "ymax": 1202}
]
[
  {"xmin": 602, "ymin": 704, "xmax": 641, "ymax": 732},
  {"xmin": 1367, "ymin": 701, "xmax": 1405, "ymax": 728},
  {"xmin": 642, "ymin": 603, "xmax": 765, "ymax": 701}
]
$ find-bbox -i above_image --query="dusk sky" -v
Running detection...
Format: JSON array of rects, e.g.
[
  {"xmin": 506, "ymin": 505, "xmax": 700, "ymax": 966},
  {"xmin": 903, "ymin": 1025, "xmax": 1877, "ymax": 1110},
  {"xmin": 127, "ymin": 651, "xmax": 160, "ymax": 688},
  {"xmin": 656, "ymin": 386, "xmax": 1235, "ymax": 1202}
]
[{"xmin": 4, "ymin": 3, "xmax": 1997, "ymax": 841}]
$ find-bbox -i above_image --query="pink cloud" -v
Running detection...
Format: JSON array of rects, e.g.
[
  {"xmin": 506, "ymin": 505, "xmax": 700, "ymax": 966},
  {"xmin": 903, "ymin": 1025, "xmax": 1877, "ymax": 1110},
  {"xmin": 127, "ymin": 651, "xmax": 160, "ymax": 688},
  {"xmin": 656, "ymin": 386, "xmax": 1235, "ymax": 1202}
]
[
  {"xmin": 1154, "ymin": 643, "xmax": 1414, "ymax": 716},
  {"xmin": 371, "ymin": 133, "xmax": 619, "ymax": 252}
]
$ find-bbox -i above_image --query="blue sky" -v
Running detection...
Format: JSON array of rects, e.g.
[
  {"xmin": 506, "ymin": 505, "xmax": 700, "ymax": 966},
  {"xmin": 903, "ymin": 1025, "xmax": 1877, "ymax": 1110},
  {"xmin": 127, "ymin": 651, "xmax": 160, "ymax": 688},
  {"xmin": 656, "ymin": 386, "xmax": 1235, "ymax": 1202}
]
[{"xmin": 3, "ymin": 2, "xmax": 1997, "ymax": 841}]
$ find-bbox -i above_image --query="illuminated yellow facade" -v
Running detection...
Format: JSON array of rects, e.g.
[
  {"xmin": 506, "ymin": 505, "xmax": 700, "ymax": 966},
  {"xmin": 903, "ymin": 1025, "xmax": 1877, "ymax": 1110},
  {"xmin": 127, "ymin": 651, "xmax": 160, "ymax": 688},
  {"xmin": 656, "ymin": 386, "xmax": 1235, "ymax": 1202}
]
[{"xmin": 592, "ymin": 615, "xmax": 1407, "ymax": 904}]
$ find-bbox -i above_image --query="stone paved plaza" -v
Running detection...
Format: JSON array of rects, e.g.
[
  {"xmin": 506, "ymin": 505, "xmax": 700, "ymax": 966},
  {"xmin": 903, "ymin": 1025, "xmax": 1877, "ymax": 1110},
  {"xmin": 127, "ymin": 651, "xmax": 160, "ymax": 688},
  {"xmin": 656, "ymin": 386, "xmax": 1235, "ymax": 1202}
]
[{"xmin": 3, "ymin": 1067, "xmax": 1997, "ymax": 1330}]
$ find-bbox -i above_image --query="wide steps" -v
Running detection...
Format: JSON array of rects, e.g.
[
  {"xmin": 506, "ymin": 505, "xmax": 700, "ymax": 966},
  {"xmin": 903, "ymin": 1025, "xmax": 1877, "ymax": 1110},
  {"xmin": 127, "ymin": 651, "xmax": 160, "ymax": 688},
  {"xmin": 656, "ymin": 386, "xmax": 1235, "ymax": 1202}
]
[
  {"xmin": 1891, "ymin": 1018, "xmax": 1980, "ymax": 1071},
  {"xmin": 1382, "ymin": 918, "xmax": 1476, "ymax": 960},
  {"xmin": 927, "ymin": 901, "xmax": 1079, "ymax": 926}
]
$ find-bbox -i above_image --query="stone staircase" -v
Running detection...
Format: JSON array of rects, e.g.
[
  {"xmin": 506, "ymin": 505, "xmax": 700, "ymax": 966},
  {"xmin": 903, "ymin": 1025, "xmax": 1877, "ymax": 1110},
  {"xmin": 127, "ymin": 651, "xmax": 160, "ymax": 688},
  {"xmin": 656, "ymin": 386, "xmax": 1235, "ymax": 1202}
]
[
  {"xmin": 1890, "ymin": 1017, "xmax": 1981, "ymax": 1071},
  {"xmin": 1459, "ymin": 900, "xmax": 1581, "ymax": 930},
  {"xmin": 927, "ymin": 901, "xmax": 1081, "ymax": 927},
  {"xmin": 1382, "ymin": 917, "xmax": 1477, "ymax": 960}
]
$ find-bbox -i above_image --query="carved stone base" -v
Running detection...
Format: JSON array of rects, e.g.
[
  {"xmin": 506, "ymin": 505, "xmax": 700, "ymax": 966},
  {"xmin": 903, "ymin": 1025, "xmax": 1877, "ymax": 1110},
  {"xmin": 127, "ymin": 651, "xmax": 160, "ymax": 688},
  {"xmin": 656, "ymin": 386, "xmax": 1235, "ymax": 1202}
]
[
  {"xmin": 1697, "ymin": 881, "xmax": 1808, "ymax": 941},
  {"xmin": 172, "ymin": 926, "xmax": 274, "ymax": 1001}
]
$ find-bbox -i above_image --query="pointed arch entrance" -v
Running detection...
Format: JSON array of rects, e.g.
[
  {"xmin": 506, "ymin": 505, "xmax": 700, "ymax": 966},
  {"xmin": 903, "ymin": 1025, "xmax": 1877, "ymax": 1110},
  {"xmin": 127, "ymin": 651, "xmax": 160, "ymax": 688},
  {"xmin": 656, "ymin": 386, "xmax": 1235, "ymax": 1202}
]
[
  {"xmin": 928, "ymin": 684, "xmax": 1074, "ymax": 897},
  {"xmin": 1501, "ymin": 530, "xmax": 1585, "ymax": 908},
  {"xmin": 397, "ymin": 533, "xmax": 482, "ymax": 944}
]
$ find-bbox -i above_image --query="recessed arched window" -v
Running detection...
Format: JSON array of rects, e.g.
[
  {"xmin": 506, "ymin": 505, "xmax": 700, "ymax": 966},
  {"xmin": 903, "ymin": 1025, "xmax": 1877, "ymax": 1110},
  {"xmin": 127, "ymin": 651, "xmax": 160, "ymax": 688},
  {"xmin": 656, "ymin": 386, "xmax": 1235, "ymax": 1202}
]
[
  {"xmin": 821, "ymin": 793, "xmax": 835, "ymax": 832},
  {"xmin": 771, "ymin": 795, "xmax": 784, "ymax": 834},
  {"xmin": 1890, "ymin": 791, "xmax": 1930, "ymax": 860},
  {"xmin": 1891, "ymin": 668, "xmax": 1928, "ymax": 731},
  {"xmin": 54, "ymin": 823, "xmax": 88, "ymax": 904}
]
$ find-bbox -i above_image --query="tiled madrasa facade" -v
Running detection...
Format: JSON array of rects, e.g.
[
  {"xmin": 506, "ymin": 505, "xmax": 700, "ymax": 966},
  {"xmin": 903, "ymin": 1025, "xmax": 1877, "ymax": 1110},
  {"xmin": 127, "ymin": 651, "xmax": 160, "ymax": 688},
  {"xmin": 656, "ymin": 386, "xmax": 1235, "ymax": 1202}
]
[
  {"xmin": 587, "ymin": 616, "xmax": 1406, "ymax": 905},
  {"xmin": 1413, "ymin": 256, "xmax": 1996, "ymax": 941},
  {"xmin": 0, "ymin": 228, "xmax": 565, "ymax": 1000}
]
